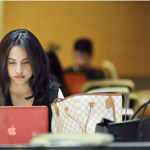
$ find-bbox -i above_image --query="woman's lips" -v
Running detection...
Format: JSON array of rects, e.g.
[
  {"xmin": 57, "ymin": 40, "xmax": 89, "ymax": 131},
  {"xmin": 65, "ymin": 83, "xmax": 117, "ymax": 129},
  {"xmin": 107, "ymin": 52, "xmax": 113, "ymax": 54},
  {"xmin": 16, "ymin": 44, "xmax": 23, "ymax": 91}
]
[{"xmin": 15, "ymin": 76, "xmax": 25, "ymax": 79}]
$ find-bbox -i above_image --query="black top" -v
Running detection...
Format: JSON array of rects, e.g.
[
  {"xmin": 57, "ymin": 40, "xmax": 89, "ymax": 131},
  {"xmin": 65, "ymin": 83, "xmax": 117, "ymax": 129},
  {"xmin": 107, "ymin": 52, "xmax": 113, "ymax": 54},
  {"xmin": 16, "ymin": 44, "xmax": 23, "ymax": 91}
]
[
  {"xmin": 64, "ymin": 67, "xmax": 106, "ymax": 80},
  {"xmin": 5, "ymin": 80, "xmax": 61, "ymax": 132}
]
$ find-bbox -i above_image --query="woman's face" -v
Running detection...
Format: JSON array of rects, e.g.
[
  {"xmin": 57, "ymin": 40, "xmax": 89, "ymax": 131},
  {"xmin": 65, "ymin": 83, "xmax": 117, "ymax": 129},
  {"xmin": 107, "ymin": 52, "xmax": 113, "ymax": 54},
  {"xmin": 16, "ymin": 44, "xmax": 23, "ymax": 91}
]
[{"xmin": 7, "ymin": 45, "xmax": 33, "ymax": 85}]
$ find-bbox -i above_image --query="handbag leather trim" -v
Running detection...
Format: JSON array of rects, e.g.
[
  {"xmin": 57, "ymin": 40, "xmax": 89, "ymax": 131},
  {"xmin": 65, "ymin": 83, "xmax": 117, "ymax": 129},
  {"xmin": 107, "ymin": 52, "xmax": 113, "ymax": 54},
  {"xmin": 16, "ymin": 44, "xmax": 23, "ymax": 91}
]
[
  {"xmin": 52, "ymin": 92, "xmax": 123, "ymax": 120},
  {"xmin": 53, "ymin": 98, "xmax": 62, "ymax": 116},
  {"xmin": 51, "ymin": 92, "xmax": 122, "ymax": 106},
  {"xmin": 106, "ymin": 96, "xmax": 116, "ymax": 122}
]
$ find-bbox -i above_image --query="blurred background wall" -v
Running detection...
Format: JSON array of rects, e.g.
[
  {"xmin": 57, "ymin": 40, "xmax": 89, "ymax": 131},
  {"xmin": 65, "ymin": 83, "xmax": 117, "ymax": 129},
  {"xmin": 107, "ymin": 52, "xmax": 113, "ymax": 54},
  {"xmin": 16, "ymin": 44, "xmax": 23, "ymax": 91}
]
[
  {"xmin": 1, "ymin": 1, "xmax": 150, "ymax": 78},
  {"xmin": 0, "ymin": 1, "xmax": 3, "ymax": 40}
]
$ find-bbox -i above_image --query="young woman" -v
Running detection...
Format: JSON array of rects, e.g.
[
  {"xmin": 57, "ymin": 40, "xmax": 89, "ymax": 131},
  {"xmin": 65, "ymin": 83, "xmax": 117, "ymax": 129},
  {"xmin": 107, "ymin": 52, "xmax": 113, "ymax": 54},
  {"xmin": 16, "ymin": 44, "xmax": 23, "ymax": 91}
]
[{"xmin": 0, "ymin": 29, "xmax": 64, "ymax": 132}]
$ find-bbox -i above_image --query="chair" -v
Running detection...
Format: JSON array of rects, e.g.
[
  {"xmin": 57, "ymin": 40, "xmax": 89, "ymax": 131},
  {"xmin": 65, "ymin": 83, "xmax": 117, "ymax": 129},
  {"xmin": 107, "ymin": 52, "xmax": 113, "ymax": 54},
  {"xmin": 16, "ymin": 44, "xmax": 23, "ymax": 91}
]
[
  {"xmin": 81, "ymin": 79, "xmax": 135, "ymax": 93},
  {"xmin": 101, "ymin": 59, "xmax": 119, "ymax": 79}
]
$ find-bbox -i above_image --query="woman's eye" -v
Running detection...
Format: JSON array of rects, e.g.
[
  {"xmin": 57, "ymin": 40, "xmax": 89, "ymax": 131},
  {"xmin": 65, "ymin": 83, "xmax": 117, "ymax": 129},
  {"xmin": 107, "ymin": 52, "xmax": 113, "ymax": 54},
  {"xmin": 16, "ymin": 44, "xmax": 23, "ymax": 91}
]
[
  {"xmin": 8, "ymin": 62, "xmax": 15, "ymax": 64},
  {"xmin": 22, "ymin": 62, "xmax": 29, "ymax": 64}
]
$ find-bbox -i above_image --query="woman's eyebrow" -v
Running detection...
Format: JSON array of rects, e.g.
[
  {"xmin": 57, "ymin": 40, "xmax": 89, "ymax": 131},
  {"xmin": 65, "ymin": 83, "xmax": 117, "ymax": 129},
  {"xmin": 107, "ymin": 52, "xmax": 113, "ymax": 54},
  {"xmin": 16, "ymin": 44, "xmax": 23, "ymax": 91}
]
[
  {"xmin": 7, "ymin": 58, "xmax": 28, "ymax": 61},
  {"xmin": 8, "ymin": 58, "xmax": 16, "ymax": 61},
  {"xmin": 22, "ymin": 58, "xmax": 28, "ymax": 61}
]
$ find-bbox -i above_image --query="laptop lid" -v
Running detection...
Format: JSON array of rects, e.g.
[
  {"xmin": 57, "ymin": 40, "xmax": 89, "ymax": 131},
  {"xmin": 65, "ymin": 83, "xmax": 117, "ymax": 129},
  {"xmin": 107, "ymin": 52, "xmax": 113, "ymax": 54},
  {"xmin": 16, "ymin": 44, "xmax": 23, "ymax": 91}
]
[
  {"xmin": 63, "ymin": 73, "xmax": 87, "ymax": 94},
  {"xmin": 0, "ymin": 106, "xmax": 48, "ymax": 145}
]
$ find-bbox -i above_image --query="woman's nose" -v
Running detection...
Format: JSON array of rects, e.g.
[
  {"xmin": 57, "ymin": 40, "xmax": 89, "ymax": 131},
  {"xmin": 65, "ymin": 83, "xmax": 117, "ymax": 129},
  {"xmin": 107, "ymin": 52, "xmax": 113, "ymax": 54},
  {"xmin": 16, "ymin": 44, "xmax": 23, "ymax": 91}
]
[{"xmin": 16, "ymin": 64, "xmax": 23, "ymax": 75}]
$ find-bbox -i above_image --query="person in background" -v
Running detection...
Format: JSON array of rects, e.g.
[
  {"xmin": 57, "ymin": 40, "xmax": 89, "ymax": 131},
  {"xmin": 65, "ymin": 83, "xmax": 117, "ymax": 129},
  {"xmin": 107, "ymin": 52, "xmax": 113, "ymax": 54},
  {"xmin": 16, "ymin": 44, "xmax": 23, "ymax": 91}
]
[
  {"xmin": 0, "ymin": 29, "xmax": 63, "ymax": 132},
  {"xmin": 46, "ymin": 49, "xmax": 70, "ymax": 97},
  {"xmin": 64, "ymin": 39, "xmax": 106, "ymax": 80}
]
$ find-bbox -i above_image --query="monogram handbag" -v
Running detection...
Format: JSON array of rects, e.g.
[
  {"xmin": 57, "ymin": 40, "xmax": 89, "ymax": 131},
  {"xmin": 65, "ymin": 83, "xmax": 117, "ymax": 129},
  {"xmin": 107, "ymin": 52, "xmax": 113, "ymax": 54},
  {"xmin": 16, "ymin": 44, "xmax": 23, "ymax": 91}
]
[
  {"xmin": 51, "ymin": 92, "xmax": 123, "ymax": 133},
  {"xmin": 106, "ymin": 99, "xmax": 150, "ymax": 142}
]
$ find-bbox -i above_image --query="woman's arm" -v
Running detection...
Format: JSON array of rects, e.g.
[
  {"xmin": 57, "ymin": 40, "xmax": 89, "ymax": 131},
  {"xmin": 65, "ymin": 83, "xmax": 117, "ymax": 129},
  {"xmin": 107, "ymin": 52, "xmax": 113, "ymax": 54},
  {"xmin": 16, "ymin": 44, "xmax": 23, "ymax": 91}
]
[{"xmin": 51, "ymin": 88, "xmax": 64, "ymax": 133}]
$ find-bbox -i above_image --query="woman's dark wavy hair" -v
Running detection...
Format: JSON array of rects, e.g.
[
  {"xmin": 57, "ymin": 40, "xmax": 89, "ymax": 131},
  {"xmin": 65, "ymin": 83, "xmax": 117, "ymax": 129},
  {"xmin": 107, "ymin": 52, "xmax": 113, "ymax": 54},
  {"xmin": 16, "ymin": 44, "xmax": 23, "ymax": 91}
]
[{"xmin": 0, "ymin": 29, "xmax": 53, "ymax": 105}]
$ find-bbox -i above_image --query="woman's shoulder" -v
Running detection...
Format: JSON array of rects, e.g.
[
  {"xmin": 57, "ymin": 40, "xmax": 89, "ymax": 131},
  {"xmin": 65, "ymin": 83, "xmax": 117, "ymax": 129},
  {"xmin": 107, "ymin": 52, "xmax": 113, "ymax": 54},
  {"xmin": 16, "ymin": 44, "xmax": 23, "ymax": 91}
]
[
  {"xmin": 44, "ymin": 80, "xmax": 61, "ymax": 105},
  {"xmin": 47, "ymin": 80, "xmax": 61, "ymax": 91}
]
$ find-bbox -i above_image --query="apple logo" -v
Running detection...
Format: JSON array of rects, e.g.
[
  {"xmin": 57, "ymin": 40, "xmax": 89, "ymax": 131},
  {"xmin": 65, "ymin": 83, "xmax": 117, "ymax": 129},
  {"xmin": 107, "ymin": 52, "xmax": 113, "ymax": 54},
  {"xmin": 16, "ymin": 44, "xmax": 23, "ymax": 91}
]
[{"xmin": 7, "ymin": 125, "xmax": 16, "ymax": 136}]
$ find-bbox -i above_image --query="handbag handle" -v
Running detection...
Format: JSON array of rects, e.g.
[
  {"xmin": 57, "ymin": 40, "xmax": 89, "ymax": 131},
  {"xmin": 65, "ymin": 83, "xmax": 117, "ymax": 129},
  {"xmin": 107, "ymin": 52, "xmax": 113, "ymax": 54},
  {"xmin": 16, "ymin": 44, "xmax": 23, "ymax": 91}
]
[
  {"xmin": 131, "ymin": 99, "xmax": 150, "ymax": 120},
  {"xmin": 53, "ymin": 98, "xmax": 62, "ymax": 116},
  {"xmin": 131, "ymin": 99, "xmax": 150, "ymax": 141},
  {"xmin": 64, "ymin": 102, "xmax": 95, "ymax": 133}
]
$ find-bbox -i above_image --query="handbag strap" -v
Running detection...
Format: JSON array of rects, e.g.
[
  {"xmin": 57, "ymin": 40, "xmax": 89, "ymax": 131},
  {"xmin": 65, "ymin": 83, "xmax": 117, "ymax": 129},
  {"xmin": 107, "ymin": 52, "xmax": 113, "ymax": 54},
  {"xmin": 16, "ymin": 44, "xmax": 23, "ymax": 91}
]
[
  {"xmin": 138, "ymin": 99, "xmax": 150, "ymax": 135},
  {"xmin": 131, "ymin": 99, "xmax": 150, "ymax": 120},
  {"xmin": 53, "ymin": 98, "xmax": 62, "ymax": 116},
  {"xmin": 131, "ymin": 99, "xmax": 150, "ymax": 141}
]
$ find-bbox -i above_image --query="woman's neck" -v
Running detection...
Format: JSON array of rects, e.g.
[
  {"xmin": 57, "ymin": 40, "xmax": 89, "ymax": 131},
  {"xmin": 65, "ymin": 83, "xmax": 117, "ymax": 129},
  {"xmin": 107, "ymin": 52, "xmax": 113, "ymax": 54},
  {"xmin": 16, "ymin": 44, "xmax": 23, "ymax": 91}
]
[
  {"xmin": 9, "ymin": 82, "xmax": 34, "ymax": 106},
  {"xmin": 9, "ymin": 81, "xmax": 32, "ymax": 96}
]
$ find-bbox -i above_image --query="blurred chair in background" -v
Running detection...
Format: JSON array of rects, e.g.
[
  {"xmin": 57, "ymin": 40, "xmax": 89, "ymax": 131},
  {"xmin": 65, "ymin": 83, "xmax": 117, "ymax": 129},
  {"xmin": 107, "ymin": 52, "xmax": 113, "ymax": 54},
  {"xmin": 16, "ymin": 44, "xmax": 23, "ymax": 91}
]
[
  {"xmin": 101, "ymin": 59, "xmax": 119, "ymax": 79},
  {"xmin": 81, "ymin": 78, "xmax": 135, "ymax": 93}
]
